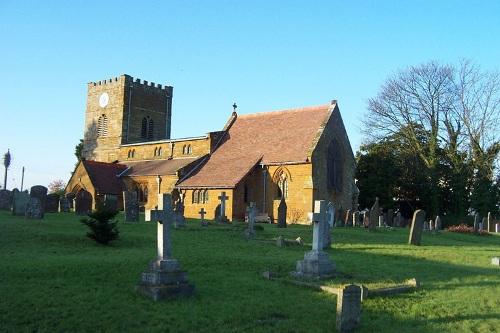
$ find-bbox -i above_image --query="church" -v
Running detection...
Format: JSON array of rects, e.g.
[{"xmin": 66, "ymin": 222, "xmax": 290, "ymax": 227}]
[{"xmin": 65, "ymin": 74, "xmax": 357, "ymax": 223}]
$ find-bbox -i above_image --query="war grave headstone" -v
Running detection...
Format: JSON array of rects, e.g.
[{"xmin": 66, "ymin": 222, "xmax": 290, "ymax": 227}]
[
  {"xmin": 199, "ymin": 208, "xmax": 208, "ymax": 227},
  {"xmin": 293, "ymin": 200, "xmax": 336, "ymax": 278},
  {"xmin": 336, "ymin": 284, "xmax": 362, "ymax": 333},
  {"xmin": 173, "ymin": 201, "xmax": 186, "ymax": 228},
  {"xmin": 123, "ymin": 191, "xmax": 139, "ymax": 222},
  {"xmin": 327, "ymin": 202, "xmax": 335, "ymax": 228},
  {"xmin": 75, "ymin": 190, "xmax": 92, "ymax": 215},
  {"xmin": 408, "ymin": 210, "xmax": 426, "ymax": 246},
  {"xmin": 244, "ymin": 202, "xmax": 258, "ymax": 237},
  {"xmin": 0, "ymin": 189, "xmax": 12, "ymax": 210},
  {"xmin": 277, "ymin": 197, "xmax": 287, "ymax": 228},
  {"xmin": 369, "ymin": 198, "xmax": 380, "ymax": 231},
  {"xmin": 216, "ymin": 191, "xmax": 229, "ymax": 223},
  {"xmin": 473, "ymin": 213, "xmax": 480, "ymax": 235},
  {"xmin": 136, "ymin": 193, "xmax": 194, "ymax": 301},
  {"xmin": 30, "ymin": 186, "xmax": 47, "ymax": 217},
  {"xmin": 59, "ymin": 197, "xmax": 71, "ymax": 212},
  {"xmin": 25, "ymin": 198, "xmax": 43, "ymax": 219},
  {"xmin": 45, "ymin": 193, "xmax": 60, "ymax": 213},
  {"xmin": 12, "ymin": 190, "xmax": 29, "ymax": 216},
  {"xmin": 387, "ymin": 209, "xmax": 394, "ymax": 227}
]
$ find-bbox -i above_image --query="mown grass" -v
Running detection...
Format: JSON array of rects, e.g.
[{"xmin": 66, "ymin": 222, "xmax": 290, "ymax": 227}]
[{"xmin": 0, "ymin": 211, "xmax": 499, "ymax": 332}]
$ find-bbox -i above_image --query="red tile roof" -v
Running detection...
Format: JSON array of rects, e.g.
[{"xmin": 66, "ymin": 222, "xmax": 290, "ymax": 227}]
[
  {"xmin": 83, "ymin": 160, "xmax": 128, "ymax": 195},
  {"xmin": 122, "ymin": 158, "xmax": 200, "ymax": 177},
  {"xmin": 177, "ymin": 104, "xmax": 334, "ymax": 188}
]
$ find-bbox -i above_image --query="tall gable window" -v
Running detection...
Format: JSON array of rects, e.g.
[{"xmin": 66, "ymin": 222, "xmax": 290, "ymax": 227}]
[
  {"xmin": 141, "ymin": 116, "xmax": 154, "ymax": 140},
  {"xmin": 97, "ymin": 114, "xmax": 108, "ymax": 137},
  {"xmin": 327, "ymin": 139, "xmax": 343, "ymax": 191},
  {"xmin": 272, "ymin": 167, "xmax": 290, "ymax": 199}
]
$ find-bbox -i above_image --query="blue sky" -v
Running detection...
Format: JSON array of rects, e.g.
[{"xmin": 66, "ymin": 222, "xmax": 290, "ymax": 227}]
[{"xmin": 0, "ymin": 0, "xmax": 499, "ymax": 191}]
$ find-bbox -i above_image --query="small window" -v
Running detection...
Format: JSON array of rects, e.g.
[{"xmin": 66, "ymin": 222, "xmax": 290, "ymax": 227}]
[
  {"xmin": 187, "ymin": 145, "xmax": 192, "ymax": 154},
  {"xmin": 158, "ymin": 147, "xmax": 163, "ymax": 156},
  {"xmin": 203, "ymin": 190, "xmax": 209, "ymax": 203},
  {"xmin": 141, "ymin": 116, "xmax": 154, "ymax": 141},
  {"xmin": 97, "ymin": 114, "xmax": 108, "ymax": 137},
  {"xmin": 192, "ymin": 190, "xmax": 198, "ymax": 204}
]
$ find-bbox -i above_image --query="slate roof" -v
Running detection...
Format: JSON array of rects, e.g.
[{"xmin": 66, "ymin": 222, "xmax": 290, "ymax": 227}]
[
  {"xmin": 83, "ymin": 160, "xmax": 128, "ymax": 195},
  {"xmin": 121, "ymin": 158, "xmax": 200, "ymax": 177},
  {"xmin": 177, "ymin": 104, "xmax": 334, "ymax": 188}
]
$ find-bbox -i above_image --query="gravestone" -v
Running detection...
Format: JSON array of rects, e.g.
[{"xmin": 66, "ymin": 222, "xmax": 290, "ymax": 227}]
[
  {"xmin": 244, "ymin": 202, "xmax": 258, "ymax": 237},
  {"xmin": 353, "ymin": 211, "xmax": 359, "ymax": 227},
  {"xmin": 216, "ymin": 191, "xmax": 229, "ymax": 223},
  {"xmin": 345, "ymin": 209, "xmax": 352, "ymax": 226},
  {"xmin": 378, "ymin": 215, "xmax": 384, "ymax": 227},
  {"xmin": 336, "ymin": 284, "xmax": 361, "ymax": 333},
  {"xmin": 75, "ymin": 190, "xmax": 92, "ymax": 215},
  {"xmin": 434, "ymin": 215, "xmax": 442, "ymax": 231},
  {"xmin": 323, "ymin": 215, "xmax": 332, "ymax": 249},
  {"xmin": 66, "ymin": 193, "xmax": 75, "ymax": 209},
  {"xmin": 327, "ymin": 202, "xmax": 335, "ymax": 228},
  {"xmin": 30, "ymin": 186, "xmax": 47, "ymax": 217},
  {"xmin": 277, "ymin": 197, "xmax": 287, "ymax": 228},
  {"xmin": 0, "ymin": 190, "xmax": 12, "ymax": 210},
  {"xmin": 104, "ymin": 195, "xmax": 118, "ymax": 211},
  {"xmin": 487, "ymin": 212, "xmax": 491, "ymax": 232},
  {"xmin": 136, "ymin": 193, "xmax": 194, "ymax": 301},
  {"xmin": 387, "ymin": 209, "xmax": 394, "ymax": 227},
  {"xmin": 395, "ymin": 211, "xmax": 403, "ymax": 227},
  {"xmin": 481, "ymin": 217, "xmax": 488, "ymax": 231},
  {"xmin": 25, "ymin": 198, "xmax": 43, "ymax": 219},
  {"xmin": 408, "ymin": 210, "xmax": 426, "ymax": 246},
  {"xmin": 363, "ymin": 210, "xmax": 370, "ymax": 228},
  {"xmin": 12, "ymin": 190, "xmax": 29, "ymax": 216},
  {"xmin": 369, "ymin": 198, "xmax": 379, "ymax": 231},
  {"xmin": 123, "ymin": 191, "xmax": 139, "ymax": 222},
  {"xmin": 45, "ymin": 193, "xmax": 60, "ymax": 213},
  {"xmin": 199, "ymin": 208, "xmax": 208, "ymax": 227},
  {"xmin": 293, "ymin": 200, "xmax": 336, "ymax": 278},
  {"xmin": 59, "ymin": 197, "xmax": 71, "ymax": 212},
  {"xmin": 473, "ymin": 213, "xmax": 480, "ymax": 235},
  {"xmin": 173, "ymin": 201, "xmax": 186, "ymax": 228}
]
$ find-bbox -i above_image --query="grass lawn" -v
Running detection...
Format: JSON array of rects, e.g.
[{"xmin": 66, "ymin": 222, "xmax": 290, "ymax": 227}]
[{"xmin": 0, "ymin": 210, "xmax": 499, "ymax": 332}]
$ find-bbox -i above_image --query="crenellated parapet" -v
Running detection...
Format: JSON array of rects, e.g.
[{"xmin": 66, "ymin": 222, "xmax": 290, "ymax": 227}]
[{"xmin": 88, "ymin": 74, "xmax": 173, "ymax": 95}]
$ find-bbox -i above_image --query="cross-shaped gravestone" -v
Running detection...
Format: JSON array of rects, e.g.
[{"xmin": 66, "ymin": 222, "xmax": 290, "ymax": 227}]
[
  {"xmin": 145, "ymin": 193, "xmax": 173, "ymax": 261},
  {"xmin": 247, "ymin": 202, "xmax": 258, "ymax": 230},
  {"xmin": 311, "ymin": 200, "xmax": 328, "ymax": 252},
  {"xmin": 199, "ymin": 207, "xmax": 206, "ymax": 226},
  {"xmin": 218, "ymin": 191, "xmax": 229, "ymax": 219}
]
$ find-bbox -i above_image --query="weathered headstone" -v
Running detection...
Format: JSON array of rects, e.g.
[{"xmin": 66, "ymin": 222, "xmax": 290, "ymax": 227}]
[
  {"xmin": 345, "ymin": 209, "xmax": 352, "ymax": 226},
  {"xmin": 327, "ymin": 202, "xmax": 335, "ymax": 228},
  {"xmin": 30, "ymin": 186, "xmax": 47, "ymax": 217},
  {"xmin": 199, "ymin": 207, "xmax": 208, "ymax": 227},
  {"xmin": 423, "ymin": 221, "xmax": 429, "ymax": 231},
  {"xmin": 353, "ymin": 211, "xmax": 359, "ymax": 227},
  {"xmin": 59, "ymin": 197, "xmax": 71, "ymax": 212},
  {"xmin": 45, "ymin": 193, "xmax": 60, "ymax": 213},
  {"xmin": 216, "ymin": 191, "xmax": 229, "ymax": 223},
  {"xmin": 277, "ymin": 197, "xmax": 287, "ymax": 228},
  {"xmin": 25, "ymin": 198, "xmax": 43, "ymax": 219},
  {"xmin": 293, "ymin": 200, "xmax": 336, "ymax": 278},
  {"xmin": 336, "ymin": 284, "xmax": 361, "ymax": 333},
  {"xmin": 323, "ymin": 216, "xmax": 332, "ymax": 249},
  {"xmin": 123, "ymin": 191, "xmax": 139, "ymax": 222},
  {"xmin": 369, "ymin": 198, "xmax": 379, "ymax": 231},
  {"xmin": 408, "ymin": 210, "xmax": 426, "ymax": 245},
  {"xmin": 0, "ymin": 189, "xmax": 12, "ymax": 210},
  {"xmin": 481, "ymin": 217, "xmax": 488, "ymax": 231},
  {"xmin": 12, "ymin": 190, "xmax": 29, "ymax": 216},
  {"xmin": 434, "ymin": 215, "xmax": 442, "ymax": 231},
  {"xmin": 244, "ymin": 202, "xmax": 258, "ymax": 237},
  {"xmin": 487, "ymin": 212, "xmax": 491, "ymax": 232},
  {"xmin": 473, "ymin": 213, "xmax": 480, "ymax": 236},
  {"xmin": 136, "ymin": 193, "xmax": 194, "ymax": 301},
  {"xmin": 276, "ymin": 236, "xmax": 285, "ymax": 247},
  {"xmin": 75, "ymin": 190, "xmax": 92, "ymax": 215},
  {"xmin": 395, "ymin": 211, "xmax": 403, "ymax": 227},
  {"xmin": 173, "ymin": 201, "xmax": 186, "ymax": 228},
  {"xmin": 104, "ymin": 195, "xmax": 118, "ymax": 211},
  {"xmin": 387, "ymin": 209, "xmax": 394, "ymax": 227}
]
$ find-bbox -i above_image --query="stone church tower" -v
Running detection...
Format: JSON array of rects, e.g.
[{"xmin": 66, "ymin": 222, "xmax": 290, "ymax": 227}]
[{"xmin": 82, "ymin": 74, "xmax": 173, "ymax": 162}]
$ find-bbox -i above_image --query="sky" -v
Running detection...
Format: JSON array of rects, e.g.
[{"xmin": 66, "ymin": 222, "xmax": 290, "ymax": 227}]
[{"xmin": 0, "ymin": 0, "xmax": 499, "ymax": 191}]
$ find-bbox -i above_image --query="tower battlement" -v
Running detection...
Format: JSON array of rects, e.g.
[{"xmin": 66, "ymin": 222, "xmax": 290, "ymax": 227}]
[{"xmin": 88, "ymin": 74, "xmax": 173, "ymax": 94}]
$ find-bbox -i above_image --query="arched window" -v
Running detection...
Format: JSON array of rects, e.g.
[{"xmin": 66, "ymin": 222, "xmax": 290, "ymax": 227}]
[
  {"xmin": 203, "ymin": 190, "xmax": 209, "ymax": 203},
  {"xmin": 183, "ymin": 145, "xmax": 187, "ymax": 155},
  {"xmin": 277, "ymin": 178, "xmax": 289, "ymax": 199},
  {"xmin": 141, "ymin": 116, "xmax": 154, "ymax": 141},
  {"xmin": 154, "ymin": 147, "xmax": 158, "ymax": 156},
  {"xmin": 158, "ymin": 147, "xmax": 162, "ymax": 156},
  {"xmin": 97, "ymin": 114, "xmax": 108, "ymax": 137},
  {"xmin": 137, "ymin": 184, "xmax": 148, "ymax": 202},
  {"xmin": 327, "ymin": 139, "xmax": 343, "ymax": 191},
  {"xmin": 187, "ymin": 145, "xmax": 192, "ymax": 154},
  {"xmin": 192, "ymin": 190, "xmax": 198, "ymax": 204}
]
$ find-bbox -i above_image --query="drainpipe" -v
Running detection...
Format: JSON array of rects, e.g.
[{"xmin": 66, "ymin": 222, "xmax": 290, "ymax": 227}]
[{"xmin": 262, "ymin": 166, "xmax": 267, "ymax": 213}]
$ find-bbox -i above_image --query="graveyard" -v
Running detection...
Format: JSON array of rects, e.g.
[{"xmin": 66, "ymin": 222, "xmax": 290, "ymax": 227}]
[{"xmin": 0, "ymin": 209, "xmax": 499, "ymax": 333}]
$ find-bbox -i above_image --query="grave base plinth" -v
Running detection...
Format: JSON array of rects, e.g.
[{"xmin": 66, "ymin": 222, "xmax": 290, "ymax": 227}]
[
  {"xmin": 292, "ymin": 250, "xmax": 336, "ymax": 279},
  {"xmin": 136, "ymin": 259, "xmax": 195, "ymax": 301}
]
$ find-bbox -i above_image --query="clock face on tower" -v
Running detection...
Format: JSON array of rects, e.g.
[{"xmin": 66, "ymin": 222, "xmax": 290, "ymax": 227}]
[{"xmin": 99, "ymin": 92, "xmax": 109, "ymax": 108}]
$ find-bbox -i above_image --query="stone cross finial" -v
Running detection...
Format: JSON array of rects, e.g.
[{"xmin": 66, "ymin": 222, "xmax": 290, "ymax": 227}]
[
  {"xmin": 311, "ymin": 200, "xmax": 328, "ymax": 252},
  {"xmin": 145, "ymin": 193, "xmax": 173, "ymax": 260}
]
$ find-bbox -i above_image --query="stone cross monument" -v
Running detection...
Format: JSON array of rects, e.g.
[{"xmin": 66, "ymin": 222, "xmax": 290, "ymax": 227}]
[
  {"xmin": 244, "ymin": 202, "xmax": 258, "ymax": 237},
  {"xmin": 217, "ymin": 191, "xmax": 230, "ymax": 223}
]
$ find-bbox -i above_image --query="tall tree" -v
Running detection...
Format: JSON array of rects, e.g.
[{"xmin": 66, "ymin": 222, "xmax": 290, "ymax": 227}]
[{"xmin": 3, "ymin": 149, "xmax": 11, "ymax": 190}]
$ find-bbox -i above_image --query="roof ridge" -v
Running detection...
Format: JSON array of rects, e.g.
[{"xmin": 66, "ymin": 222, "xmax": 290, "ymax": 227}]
[{"xmin": 238, "ymin": 104, "xmax": 331, "ymax": 118}]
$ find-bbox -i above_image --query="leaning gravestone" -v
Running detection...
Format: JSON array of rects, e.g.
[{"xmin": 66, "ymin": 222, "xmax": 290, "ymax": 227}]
[
  {"xmin": 408, "ymin": 210, "xmax": 426, "ymax": 246},
  {"xmin": 75, "ymin": 190, "xmax": 92, "ymax": 215},
  {"xmin": 277, "ymin": 197, "xmax": 287, "ymax": 228},
  {"xmin": 25, "ymin": 198, "xmax": 43, "ymax": 219},
  {"xmin": 0, "ymin": 189, "xmax": 12, "ymax": 210},
  {"xmin": 136, "ymin": 193, "xmax": 194, "ymax": 301},
  {"xmin": 123, "ymin": 191, "xmax": 139, "ymax": 222},
  {"xmin": 30, "ymin": 186, "xmax": 47, "ymax": 218},
  {"xmin": 369, "ymin": 198, "xmax": 380, "ymax": 231},
  {"xmin": 336, "ymin": 284, "xmax": 362, "ymax": 333},
  {"xmin": 45, "ymin": 193, "xmax": 60, "ymax": 213},
  {"xmin": 12, "ymin": 190, "xmax": 29, "ymax": 216},
  {"xmin": 293, "ymin": 200, "xmax": 336, "ymax": 278},
  {"xmin": 59, "ymin": 197, "xmax": 71, "ymax": 212}
]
